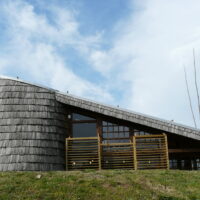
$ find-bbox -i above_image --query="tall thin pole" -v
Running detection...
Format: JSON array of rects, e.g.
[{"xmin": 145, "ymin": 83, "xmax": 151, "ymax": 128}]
[
  {"xmin": 184, "ymin": 66, "xmax": 197, "ymax": 128},
  {"xmin": 193, "ymin": 49, "xmax": 200, "ymax": 121}
]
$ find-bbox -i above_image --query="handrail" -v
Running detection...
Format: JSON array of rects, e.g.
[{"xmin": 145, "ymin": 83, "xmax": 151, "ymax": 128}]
[
  {"xmin": 66, "ymin": 137, "xmax": 98, "ymax": 140},
  {"xmin": 101, "ymin": 143, "xmax": 133, "ymax": 146}
]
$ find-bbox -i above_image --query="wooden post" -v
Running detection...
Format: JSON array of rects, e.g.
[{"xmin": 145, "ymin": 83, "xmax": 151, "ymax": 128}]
[
  {"xmin": 163, "ymin": 133, "xmax": 169, "ymax": 169},
  {"xmin": 133, "ymin": 136, "xmax": 137, "ymax": 170},
  {"xmin": 65, "ymin": 138, "xmax": 68, "ymax": 171},
  {"xmin": 97, "ymin": 119, "xmax": 102, "ymax": 170},
  {"xmin": 98, "ymin": 135, "xmax": 102, "ymax": 170}
]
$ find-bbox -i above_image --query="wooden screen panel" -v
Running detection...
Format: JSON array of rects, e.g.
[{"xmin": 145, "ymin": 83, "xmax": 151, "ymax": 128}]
[
  {"xmin": 65, "ymin": 134, "xmax": 169, "ymax": 170},
  {"xmin": 135, "ymin": 134, "xmax": 168, "ymax": 169},
  {"xmin": 66, "ymin": 137, "xmax": 99, "ymax": 170},
  {"xmin": 101, "ymin": 143, "xmax": 134, "ymax": 169}
]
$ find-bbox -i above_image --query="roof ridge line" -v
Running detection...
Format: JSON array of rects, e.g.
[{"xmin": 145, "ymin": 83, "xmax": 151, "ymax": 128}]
[{"xmin": 0, "ymin": 76, "xmax": 58, "ymax": 92}]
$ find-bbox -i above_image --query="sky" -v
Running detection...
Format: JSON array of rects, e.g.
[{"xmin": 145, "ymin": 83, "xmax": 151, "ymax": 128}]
[{"xmin": 0, "ymin": 0, "xmax": 200, "ymax": 128}]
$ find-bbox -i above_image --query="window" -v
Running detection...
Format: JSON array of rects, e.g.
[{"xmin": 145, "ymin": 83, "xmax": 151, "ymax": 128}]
[
  {"xmin": 134, "ymin": 130, "xmax": 151, "ymax": 136},
  {"xmin": 170, "ymin": 159, "xmax": 178, "ymax": 169},
  {"xmin": 72, "ymin": 113, "xmax": 97, "ymax": 138},
  {"xmin": 102, "ymin": 121, "xmax": 130, "ymax": 143},
  {"xmin": 197, "ymin": 159, "xmax": 200, "ymax": 170},
  {"xmin": 72, "ymin": 113, "xmax": 95, "ymax": 121},
  {"xmin": 73, "ymin": 123, "xmax": 96, "ymax": 137}
]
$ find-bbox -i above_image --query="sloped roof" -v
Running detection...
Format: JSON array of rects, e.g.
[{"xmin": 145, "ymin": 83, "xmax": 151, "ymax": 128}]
[{"xmin": 1, "ymin": 76, "xmax": 200, "ymax": 141}]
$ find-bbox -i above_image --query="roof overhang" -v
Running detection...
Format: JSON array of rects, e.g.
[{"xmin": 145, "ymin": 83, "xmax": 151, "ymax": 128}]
[{"xmin": 56, "ymin": 92, "xmax": 200, "ymax": 141}]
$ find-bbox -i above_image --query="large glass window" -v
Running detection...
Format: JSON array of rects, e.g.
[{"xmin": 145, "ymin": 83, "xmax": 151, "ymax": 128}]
[
  {"xmin": 72, "ymin": 113, "xmax": 97, "ymax": 138},
  {"xmin": 102, "ymin": 121, "xmax": 130, "ymax": 143},
  {"xmin": 73, "ymin": 123, "xmax": 96, "ymax": 137}
]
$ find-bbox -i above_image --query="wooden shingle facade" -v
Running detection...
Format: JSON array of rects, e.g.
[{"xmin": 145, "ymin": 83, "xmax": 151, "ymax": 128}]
[{"xmin": 0, "ymin": 77, "xmax": 200, "ymax": 171}]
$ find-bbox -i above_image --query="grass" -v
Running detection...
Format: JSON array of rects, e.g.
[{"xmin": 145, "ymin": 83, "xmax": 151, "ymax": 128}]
[{"xmin": 0, "ymin": 170, "xmax": 200, "ymax": 200}]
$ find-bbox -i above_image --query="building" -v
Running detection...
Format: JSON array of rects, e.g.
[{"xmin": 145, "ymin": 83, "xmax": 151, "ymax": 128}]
[{"xmin": 0, "ymin": 77, "xmax": 200, "ymax": 171}]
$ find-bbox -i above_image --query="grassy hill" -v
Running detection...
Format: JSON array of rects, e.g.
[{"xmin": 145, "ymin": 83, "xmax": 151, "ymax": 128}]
[{"xmin": 0, "ymin": 170, "xmax": 200, "ymax": 200}]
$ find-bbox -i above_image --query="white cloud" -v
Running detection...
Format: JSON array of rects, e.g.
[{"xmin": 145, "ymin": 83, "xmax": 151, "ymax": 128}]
[
  {"xmin": 87, "ymin": 0, "xmax": 200, "ymax": 127},
  {"xmin": 0, "ymin": 0, "xmax": 113, "ymax": 102},
  {"xmin": 1, "ymin": 0, "xmax": 200, "ymax": 127}
]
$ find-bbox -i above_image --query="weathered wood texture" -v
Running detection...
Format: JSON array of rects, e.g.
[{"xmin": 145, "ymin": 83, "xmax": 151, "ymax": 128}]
[{"xmin": 0, "ymin": 79, "xmax": 68, "ymax": 171}]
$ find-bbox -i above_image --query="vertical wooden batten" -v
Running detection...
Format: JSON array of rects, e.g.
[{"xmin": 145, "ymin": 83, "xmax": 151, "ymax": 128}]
[
  {"xmin": 97, "ymin": 119, "xmax": 102, "ymax": 170},
  {"xmin": 65, "ymin": 138, "xmax": 69, "ymax": 171},
  {"xmin": 163, "ymin": 133, "xmax": 170, "ymax": 169},
  {"xmin": 133, "ymin": 136, "xmax": 137, "ymax": 170}
]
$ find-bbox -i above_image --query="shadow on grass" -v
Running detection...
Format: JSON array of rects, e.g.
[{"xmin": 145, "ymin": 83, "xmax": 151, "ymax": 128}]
[{"xmin": 159, "ymin": 196, "xmax": 184, "ymax": 200}]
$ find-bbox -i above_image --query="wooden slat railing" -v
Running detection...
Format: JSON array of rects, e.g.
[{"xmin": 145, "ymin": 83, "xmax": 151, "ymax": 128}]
[
  {"xmin": 66, "ymin": 134, "xmax": 169, "ymax": 170},
  {"xmin": 66, "ymin": 137, "xmax": 99, "ymax": 170},
  {"xmin": 101, "ymin": 142, "xmax": 135, "ymax": 169},
  {"xmin": 135, "ymin": 134, "xmax": 169, "ymax": 169}
]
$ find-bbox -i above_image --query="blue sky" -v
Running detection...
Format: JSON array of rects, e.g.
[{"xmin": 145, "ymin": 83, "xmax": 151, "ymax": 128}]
[{"xmin": 0, "ymin": 0, "xmax": 200, "ymax": 128}]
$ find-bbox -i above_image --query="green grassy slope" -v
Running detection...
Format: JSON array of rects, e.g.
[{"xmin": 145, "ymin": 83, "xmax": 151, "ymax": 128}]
[{"xmin": 0, "ymin": 170, "xmax": 200, "ymax": 200}]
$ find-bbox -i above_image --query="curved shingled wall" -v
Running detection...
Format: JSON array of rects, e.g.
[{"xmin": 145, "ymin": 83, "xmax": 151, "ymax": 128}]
[{"xmin": 0, "ymin": 78, "xmax": 67, "ymax": 171}]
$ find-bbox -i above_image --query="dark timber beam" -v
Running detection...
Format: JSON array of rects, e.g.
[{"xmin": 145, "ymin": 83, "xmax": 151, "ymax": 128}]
[{"xmin": 169, "ymin": 149, "xmax": 200, "ymax": 153}]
